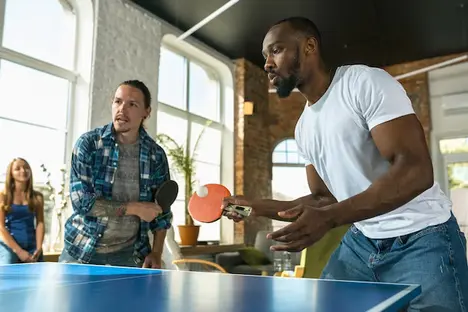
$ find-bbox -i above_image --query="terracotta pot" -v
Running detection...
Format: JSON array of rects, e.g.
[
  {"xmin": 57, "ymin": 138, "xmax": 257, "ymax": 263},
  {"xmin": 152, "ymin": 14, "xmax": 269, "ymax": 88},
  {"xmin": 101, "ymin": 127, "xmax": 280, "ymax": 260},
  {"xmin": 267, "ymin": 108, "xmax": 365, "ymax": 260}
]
[{"xmin": 178, "ymin": 225, "xmax": 200, "ymax": 246}]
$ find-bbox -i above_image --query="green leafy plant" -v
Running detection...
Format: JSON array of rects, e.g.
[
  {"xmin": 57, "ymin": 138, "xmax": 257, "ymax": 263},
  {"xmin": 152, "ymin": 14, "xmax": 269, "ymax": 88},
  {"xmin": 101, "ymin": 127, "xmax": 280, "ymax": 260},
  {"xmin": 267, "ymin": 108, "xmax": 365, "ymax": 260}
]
[
  {"xmin": 155, "ymin": 120, "xmax": 212, "ymax": 226},
  {"xmin": 447, "ymin": 163, "xmax": 468, "ymax": 190},
  {"xmin": 40, "ymin": 164, "xmax": 69, "ymax": 250}
]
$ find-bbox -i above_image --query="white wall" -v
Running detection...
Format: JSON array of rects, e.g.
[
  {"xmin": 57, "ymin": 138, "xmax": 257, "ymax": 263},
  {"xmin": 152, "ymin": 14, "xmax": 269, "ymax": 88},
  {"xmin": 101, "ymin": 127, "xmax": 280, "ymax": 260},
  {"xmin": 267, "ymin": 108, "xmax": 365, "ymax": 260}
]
[
  {"xmin": 87, "ymin": 0, "xmax": 235, "ymax": 243},
  {"xmin": 89, "ymin": 0, "xmax": 162, "ymax": 137},
  {"xmin": 429, "ymin": 61, "xmax": 468, "ymax": 192}
]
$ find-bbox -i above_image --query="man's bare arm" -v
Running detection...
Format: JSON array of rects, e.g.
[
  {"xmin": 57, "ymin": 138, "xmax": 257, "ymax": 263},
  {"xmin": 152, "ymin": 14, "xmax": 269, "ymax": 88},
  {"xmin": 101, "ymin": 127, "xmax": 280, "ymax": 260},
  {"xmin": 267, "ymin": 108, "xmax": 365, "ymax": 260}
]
[
  {"xmin": 87, "ymin": 199, "xmax": 128, "ymax": 217},
  {"xmin": 151, "ymin": 229, "xmax": 166, "ymax": 259},
  {"xmin": 304, "ymin": 164, "xmax": 337, "ymax": 205},
  {"xmin": 87, "ymin": 200, "xmax": 162, "ymax": 223},
  {"xmin": 250, "ymin": 165, "xmax": 336, "ymax": 221},
  {"xmin": 325, "ymin": 114, "xmax": 433, "ymax": 227}
]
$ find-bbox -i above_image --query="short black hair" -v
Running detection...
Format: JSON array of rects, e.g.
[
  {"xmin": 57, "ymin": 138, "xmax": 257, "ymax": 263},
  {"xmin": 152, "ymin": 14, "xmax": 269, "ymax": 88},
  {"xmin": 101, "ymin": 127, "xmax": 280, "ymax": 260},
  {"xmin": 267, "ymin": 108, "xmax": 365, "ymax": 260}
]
[
  {"xmin": 119, "ymin": 79, "xmax": 152, "ymax": 108},
  {"xmin": 271, "ymin": 16, "xmax": 322, "ymax": 51}
]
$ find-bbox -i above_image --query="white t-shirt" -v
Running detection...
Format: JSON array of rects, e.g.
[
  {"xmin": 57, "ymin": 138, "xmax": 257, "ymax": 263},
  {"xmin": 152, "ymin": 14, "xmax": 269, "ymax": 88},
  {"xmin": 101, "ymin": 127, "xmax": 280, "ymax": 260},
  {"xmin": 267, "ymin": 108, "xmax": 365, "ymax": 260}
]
[{"xmin": 295, "ymin": 64, "xmax": 452, "ymax": 239}]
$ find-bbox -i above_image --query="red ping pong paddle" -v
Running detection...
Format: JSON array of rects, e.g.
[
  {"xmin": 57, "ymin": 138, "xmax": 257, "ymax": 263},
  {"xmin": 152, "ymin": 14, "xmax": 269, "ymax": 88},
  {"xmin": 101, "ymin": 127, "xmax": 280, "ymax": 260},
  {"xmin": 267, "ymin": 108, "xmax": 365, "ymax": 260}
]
[{"xmin": 187, "ymin": 183, "xmax": 252, "ymax": 223}]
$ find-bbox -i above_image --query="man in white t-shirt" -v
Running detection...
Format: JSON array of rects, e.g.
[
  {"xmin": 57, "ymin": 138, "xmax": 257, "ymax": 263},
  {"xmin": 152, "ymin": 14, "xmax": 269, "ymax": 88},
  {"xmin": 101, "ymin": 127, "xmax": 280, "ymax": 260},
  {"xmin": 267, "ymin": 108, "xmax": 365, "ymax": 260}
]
[{"xmin": 222, "ymin": 17, "xmax": 468, "ymax": 311}]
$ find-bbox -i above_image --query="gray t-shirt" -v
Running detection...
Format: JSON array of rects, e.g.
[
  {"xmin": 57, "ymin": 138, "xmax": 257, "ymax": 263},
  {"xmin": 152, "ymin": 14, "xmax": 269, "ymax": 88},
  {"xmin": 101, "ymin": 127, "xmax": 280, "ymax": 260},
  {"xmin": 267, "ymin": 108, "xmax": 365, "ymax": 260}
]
[{"xmin": 95, "ymin": 140, "xmax": 141, "ymax": 253}]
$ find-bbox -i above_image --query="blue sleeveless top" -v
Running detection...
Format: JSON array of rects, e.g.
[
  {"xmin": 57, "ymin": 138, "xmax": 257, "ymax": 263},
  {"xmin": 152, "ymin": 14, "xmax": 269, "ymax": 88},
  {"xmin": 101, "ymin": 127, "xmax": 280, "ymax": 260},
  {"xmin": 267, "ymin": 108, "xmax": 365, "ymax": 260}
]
[{"xmin": 4, "ymin": 204, "xmax": 36, "ymax": 250}]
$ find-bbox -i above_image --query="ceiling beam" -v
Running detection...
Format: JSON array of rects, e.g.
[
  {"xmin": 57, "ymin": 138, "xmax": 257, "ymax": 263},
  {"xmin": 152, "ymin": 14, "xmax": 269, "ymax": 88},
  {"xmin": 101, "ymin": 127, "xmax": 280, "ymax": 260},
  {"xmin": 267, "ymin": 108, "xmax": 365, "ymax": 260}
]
[
  {"xmin": 177, "ymin": 0, "xmax": 240, "ymax": 41},
  {"xmin": 394, "ymin": 55, "xmax": 468, "ymax": 80}
]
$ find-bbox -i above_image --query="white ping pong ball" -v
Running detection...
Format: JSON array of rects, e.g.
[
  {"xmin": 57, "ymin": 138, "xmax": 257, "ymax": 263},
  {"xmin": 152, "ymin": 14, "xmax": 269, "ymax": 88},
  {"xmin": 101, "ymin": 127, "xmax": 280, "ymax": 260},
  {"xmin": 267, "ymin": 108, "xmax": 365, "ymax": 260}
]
[{"xmin": 196, "ymin": 185, "xmax": 208, "ymax": 198}]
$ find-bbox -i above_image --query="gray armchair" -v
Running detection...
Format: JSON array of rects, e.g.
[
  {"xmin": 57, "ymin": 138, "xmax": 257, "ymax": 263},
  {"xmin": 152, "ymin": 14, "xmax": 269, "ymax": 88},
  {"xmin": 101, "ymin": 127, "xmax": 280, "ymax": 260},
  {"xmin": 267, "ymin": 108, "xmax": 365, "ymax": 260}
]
[{"xmin": 215, "ymin": 230, "xmax": 301, "ymax": 276}]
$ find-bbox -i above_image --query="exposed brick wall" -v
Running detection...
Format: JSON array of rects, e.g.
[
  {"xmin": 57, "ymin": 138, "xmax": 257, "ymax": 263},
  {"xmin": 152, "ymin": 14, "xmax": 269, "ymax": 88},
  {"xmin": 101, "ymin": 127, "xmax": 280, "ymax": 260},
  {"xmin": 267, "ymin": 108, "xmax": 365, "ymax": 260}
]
[
  {"xmin": 234, "ymin": 58, "xmax": 272, "ymax": 245},
  {"xmin": 269, "ymin": 92, "xmax": 307, "ymax": 147},
  {"xmin": 233, "ymin": 60, "xmax": 246, "ymax": 244}
]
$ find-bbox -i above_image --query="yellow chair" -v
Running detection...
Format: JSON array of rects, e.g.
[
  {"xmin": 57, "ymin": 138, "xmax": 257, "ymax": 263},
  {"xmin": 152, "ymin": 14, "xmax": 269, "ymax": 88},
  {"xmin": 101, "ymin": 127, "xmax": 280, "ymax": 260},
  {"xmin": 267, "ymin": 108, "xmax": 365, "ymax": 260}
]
[{"xmin": 276, "ymin": 225, "xmax": 350, "ymax": 279}]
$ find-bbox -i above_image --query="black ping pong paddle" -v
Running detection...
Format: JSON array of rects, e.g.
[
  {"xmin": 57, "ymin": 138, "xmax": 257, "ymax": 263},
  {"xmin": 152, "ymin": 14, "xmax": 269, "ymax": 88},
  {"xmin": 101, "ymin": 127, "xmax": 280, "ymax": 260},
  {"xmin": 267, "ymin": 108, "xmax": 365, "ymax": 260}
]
[{"xmin": 155, "ymin": 180, "xmax": 179, "ymax": 213}]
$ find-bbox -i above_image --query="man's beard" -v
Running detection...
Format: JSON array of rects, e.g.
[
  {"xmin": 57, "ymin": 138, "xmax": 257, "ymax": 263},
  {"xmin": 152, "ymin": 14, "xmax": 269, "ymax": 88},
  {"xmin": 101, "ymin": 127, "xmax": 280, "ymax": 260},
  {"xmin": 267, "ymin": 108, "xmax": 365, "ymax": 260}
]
[
  {"xmin": 113, "ymin": 121, "xmax": 131, "ymax": 133},
  {"xmin": 276, "ymin": 52, "xmax": 300, "ymax": 98},
  {"xmin": 276, "ymin": 75, "xmax": 299, "ymax": 98}
]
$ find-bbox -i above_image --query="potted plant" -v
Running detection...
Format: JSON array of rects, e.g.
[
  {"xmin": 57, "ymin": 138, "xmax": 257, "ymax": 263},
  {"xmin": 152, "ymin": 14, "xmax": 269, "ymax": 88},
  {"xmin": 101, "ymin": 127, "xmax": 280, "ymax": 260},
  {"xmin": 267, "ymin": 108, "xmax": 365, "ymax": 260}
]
[{"xmin": 155, "ymin": 120, "xmax": 212, "ymax": 245}]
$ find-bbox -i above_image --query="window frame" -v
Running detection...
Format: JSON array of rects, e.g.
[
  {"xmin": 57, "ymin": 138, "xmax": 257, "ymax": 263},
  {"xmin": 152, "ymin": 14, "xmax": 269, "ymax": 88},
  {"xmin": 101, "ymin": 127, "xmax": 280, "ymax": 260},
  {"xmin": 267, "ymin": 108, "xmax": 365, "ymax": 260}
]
[
  {"xmin": 157, "ymin": 44, "xmax": 225, "ymax": 242},
  {"xmin": 272, "ymin": 138, "xmax": 307, "ymax": 167},
  {"xmin": 0, "ymin": 0, "xmax": 87, "ymax": 253},
  {"xmin": 271, "ymin": 138, "xmax": 309, "ymax": 231},
  {"xmin": 0, "ymin": 0, "xmax": 78, "ymax": 176}
]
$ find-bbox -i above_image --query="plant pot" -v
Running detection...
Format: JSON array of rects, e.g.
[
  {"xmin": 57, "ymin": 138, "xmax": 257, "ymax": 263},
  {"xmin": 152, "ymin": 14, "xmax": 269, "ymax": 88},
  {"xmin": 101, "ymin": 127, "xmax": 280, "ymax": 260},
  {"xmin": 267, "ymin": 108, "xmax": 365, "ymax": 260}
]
[{"xmin": 178, "ymin": 225, "xmax": 200, "ymax": 246}]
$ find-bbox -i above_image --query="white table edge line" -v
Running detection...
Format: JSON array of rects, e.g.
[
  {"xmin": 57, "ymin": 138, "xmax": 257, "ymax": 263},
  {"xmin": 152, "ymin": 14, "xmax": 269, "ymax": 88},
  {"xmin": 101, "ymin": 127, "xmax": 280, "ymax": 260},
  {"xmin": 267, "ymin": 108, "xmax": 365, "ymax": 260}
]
[
  {"xmin": 366, "ymin": 285, "xmax": 420, "ymax": 312},
  {"xmin": 43, "ymin": 262, "xmax": 162, "ymax": 272},
  {"xmin": 318, "ymin": 277, "xmax": 420, "ymax": 287},
  {"xmin": 0, "ymin": 274, "xmax": 154, "ymax": 295}
]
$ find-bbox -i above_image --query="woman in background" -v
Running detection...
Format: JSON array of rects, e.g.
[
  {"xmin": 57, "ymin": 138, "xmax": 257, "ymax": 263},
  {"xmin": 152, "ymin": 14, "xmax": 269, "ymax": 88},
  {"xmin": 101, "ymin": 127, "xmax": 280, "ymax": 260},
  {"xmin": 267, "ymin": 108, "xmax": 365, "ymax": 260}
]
[{"xmin": 0, "ymin": 158, "xmax": 45, "ymax": 264}]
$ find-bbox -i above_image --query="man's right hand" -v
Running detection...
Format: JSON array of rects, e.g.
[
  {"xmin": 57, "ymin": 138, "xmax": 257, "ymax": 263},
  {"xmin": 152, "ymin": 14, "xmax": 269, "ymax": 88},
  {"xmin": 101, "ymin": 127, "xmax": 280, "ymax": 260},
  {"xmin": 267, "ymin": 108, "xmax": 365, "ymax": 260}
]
[
  {"xmin": 17, "ymin": 249, "xmax": 34, "ymax": 263},
  {"xmin": 127, "ymin": 202, "xmax": 163, "ymax": 222},
  {"xmin": 221, "ymin": 196, "xmax": 255, "ymax": 222}
]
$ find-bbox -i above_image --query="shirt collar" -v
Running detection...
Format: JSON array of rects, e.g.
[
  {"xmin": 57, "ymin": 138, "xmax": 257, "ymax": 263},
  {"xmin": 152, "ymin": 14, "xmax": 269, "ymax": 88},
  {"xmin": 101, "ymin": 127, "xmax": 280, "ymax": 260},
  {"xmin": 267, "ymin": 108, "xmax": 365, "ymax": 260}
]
[{"xmin": 101, "ymin": 122, "xmax": 150, "ymax": 142}]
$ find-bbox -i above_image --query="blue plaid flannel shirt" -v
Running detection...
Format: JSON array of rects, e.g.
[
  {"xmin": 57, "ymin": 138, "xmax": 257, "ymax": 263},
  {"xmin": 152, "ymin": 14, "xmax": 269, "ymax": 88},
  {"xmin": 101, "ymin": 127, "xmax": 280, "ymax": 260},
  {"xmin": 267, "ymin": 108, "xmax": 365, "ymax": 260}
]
[{"xmin": 63, "ymin": 122, "xmax": 172, "ymax": 264}]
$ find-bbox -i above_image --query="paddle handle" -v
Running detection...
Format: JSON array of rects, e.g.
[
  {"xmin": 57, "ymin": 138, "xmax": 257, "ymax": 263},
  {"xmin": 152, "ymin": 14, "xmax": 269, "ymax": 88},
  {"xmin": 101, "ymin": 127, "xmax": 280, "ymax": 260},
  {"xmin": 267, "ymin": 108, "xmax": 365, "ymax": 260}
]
[{"xmin": 223, "ymin": 204, "xmax": 252, "ymax": 217}]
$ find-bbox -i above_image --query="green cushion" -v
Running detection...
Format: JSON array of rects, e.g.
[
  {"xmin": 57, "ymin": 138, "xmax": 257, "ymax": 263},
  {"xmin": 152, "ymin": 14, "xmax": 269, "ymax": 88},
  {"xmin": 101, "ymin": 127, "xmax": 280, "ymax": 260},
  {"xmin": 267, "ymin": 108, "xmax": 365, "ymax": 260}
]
[{"xmin": 238, "ymin": 247, "xmax": 271, "ymax": 266}]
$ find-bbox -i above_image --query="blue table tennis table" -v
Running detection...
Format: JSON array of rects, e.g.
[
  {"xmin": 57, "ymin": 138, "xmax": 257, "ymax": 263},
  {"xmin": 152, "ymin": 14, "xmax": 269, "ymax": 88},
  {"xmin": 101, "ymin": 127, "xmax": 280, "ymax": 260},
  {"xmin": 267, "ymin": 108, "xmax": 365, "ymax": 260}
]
[{"xmin": 0, "ymin": 262, "xmax": 420, "ymax": 312}]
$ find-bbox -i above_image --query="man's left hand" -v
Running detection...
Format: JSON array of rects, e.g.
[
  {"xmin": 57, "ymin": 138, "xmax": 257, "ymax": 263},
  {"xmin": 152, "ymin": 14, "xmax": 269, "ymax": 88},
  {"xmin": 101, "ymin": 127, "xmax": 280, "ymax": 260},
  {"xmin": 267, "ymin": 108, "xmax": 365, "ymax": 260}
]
[
  {"xmin": 142, "ymin": 252, "xmax": 162, "ymax": 269},
  {"xmin": 267, "ymin": 204, "xmax": 335, "ymax": 252},
  {"xmin": 32, "ymin": 248, "xmax": 43, "ymax": 262}
]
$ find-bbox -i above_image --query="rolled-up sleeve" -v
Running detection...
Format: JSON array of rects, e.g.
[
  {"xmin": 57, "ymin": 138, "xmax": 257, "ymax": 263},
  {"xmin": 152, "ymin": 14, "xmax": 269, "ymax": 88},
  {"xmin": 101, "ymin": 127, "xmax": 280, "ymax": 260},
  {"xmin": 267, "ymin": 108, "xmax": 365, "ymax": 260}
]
[
  {"xmin": 69, "ymin": 134, "xmax": 97, "ymax": 216},
  {"xmin": 149, "ymin": 147, "xmax": 173, "ymax": 232},
  {"xmin": 150, "ymin": 212, "xmax": 173, "ymax": 232}
]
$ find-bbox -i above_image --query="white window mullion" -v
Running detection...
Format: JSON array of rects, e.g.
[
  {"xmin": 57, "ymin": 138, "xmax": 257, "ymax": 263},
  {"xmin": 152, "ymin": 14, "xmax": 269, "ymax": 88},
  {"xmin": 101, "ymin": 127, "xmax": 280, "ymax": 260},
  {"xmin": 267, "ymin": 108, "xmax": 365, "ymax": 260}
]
[
  {"xmin": 158, "ymin": 102, "xmax": 189, "ymax": 120},
  {"xmin": 184, "ymin": 57, "xmax": 192, "ymax": 227},
  {"xmin": 218, "ymin": 78, "xmax": 224, "ymax": 184},
  {"xmin": 64, "ymin": 78, "xmax": 75, "ymax": 165},
  {"xmin": 0, "ymin": 0, "xmax": 6, "ymax": 45},
  {"xmin": 0, "ymin": 115, "xmax": 68, "ymax": 132},
  {"xmin": 0, "ymin": 47, "xmax": 77, "ymax": 82},
  {"xmin": 272, "ymin": 163, "xmax": 306, "ymax": 168},
  {"xmin": 158, "ymin": 102, "xmax": 223, "ymax": 131}
]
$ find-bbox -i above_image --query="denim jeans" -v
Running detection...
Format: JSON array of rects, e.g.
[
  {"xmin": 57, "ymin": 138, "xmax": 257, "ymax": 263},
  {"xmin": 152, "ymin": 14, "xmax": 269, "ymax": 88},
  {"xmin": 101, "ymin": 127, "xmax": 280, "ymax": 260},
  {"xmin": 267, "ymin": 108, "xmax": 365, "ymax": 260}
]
[
  {"xmin": 321, "ymin": 213, "xmax": 468, "ymax": 311},
  {"xmin": 58, "ymin": 245, "xmax": 139, "ymax": 268},
  {"xmin": 0, "ymin": 242, "xmax": 43, "ymax": 264}
]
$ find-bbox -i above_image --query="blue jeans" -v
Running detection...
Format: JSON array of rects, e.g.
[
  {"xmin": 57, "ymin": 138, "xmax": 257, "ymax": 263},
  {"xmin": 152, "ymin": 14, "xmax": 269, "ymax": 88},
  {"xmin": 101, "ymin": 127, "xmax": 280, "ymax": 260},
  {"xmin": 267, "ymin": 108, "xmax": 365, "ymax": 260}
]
[
  {"xmin": 321, "ymin": 213, "xmax": 468, "ymax": 311},
  {"xmin": 58, "ymin": 245, "xmax": 138, "ymax": 267},
  {"xmin": 0, "ymin": 242, "xmax": 43, "ymax": 264}
]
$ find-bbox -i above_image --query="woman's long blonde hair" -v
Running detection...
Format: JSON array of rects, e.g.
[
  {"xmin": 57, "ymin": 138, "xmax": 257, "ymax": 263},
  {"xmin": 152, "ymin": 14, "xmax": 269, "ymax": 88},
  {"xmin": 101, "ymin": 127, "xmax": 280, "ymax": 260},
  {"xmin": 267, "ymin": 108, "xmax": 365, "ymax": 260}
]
[{"xmin": 1, "ymin": 158, "xmax": 42, "ymax": 213}]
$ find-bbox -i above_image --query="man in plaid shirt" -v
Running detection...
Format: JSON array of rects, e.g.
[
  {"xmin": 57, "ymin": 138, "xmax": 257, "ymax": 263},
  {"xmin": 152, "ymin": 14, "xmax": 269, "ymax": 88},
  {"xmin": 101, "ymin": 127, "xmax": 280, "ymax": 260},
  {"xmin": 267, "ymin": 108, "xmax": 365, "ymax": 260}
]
[{"xmin": 59, "ymin": 80, "xmax": 172, "ymax": 268}]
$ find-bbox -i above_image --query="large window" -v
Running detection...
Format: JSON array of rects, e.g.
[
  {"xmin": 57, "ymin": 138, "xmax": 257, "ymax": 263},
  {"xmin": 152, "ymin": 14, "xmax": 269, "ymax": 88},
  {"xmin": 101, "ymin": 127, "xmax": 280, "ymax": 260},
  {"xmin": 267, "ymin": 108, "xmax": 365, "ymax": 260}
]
[
  {"xmin": 271, "ymin": 139, "xmax": 310, "ymax": 231},
  {"xmin": 157, "ymin": 46, "xmax": 224, "ymax": 242},
  {"xmin": 439, "ymin": 136, "xmax": 468, "ymax": 252},
  {"xmin": 0, "ymin": 0, "xmax": 78, "ymax": 252}
]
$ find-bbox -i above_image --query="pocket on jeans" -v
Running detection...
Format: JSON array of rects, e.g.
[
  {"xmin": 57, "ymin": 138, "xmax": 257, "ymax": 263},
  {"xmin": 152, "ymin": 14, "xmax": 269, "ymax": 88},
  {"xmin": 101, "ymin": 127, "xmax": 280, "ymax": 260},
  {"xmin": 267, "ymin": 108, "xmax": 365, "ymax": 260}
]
[{"xmin": 404, "ymin": 223, "xmax": 448, "ymax": 244}]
